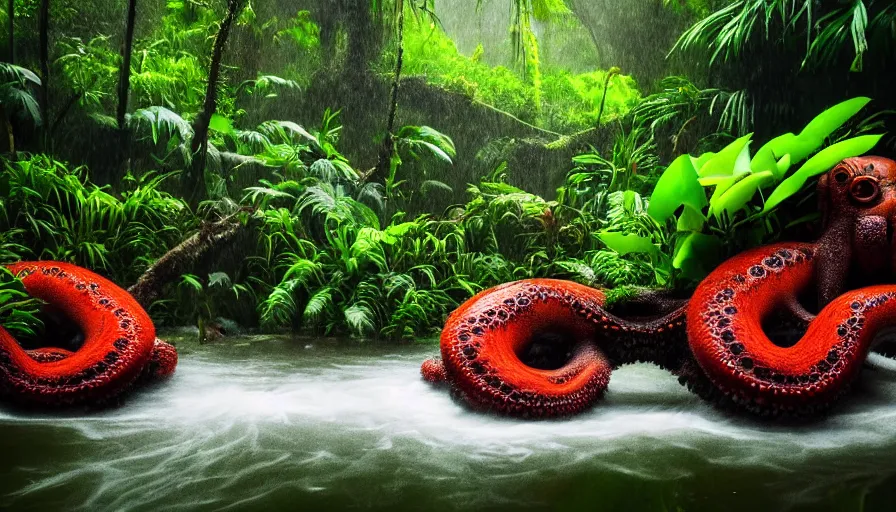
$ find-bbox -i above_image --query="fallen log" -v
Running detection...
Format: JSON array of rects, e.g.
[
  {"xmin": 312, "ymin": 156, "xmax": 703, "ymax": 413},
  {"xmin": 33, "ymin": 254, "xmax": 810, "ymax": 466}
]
[{"xmin": 127, "ymin": 211, "xmax": 254, "ymax": 309}]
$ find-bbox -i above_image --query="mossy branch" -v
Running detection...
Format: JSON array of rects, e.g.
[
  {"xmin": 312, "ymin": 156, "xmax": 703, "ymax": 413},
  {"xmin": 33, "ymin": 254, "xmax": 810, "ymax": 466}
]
[{"xmin": 127, "ymin": 211, "xmax": 255, "ymax": 309}]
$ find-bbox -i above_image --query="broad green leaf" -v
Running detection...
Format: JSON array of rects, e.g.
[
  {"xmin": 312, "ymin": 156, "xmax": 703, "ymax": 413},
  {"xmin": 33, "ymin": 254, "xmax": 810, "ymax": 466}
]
[
  {"xmin": 690, "ymin": 152, "xmax": 716, "ymax": 171},
  {"xmin": 711, "ymin": 171, "xmax": 774, "ymax": 220},
  {"xmin": 384, "ymin": 221, "xmax": 419, "ymax": 241},
  {"xmin": 801, "ymin": 97, "xmax": 871, "ymax": 141},
  {"xmin": 751, "ymin": 97, "xmax": 871, "ymax": 175},
  {"xmin": 676, "ymin": 205, "xmax": 706, "ymax": 232},
  {"xmin": 774, "ymin": 154, "xmax": 792, "ymax": 181},
  {"xmin": 698, "ymin": 175, "xmax": 737, "ymax": 186},
  {"xmin": 673, "ymin": 232, "xmax": 721, "ymax": 281},
  {"xmin": 648, "ymin": 155, "xmax": 707, "ymax": 222},
  {"xmin": 417, "ymin": 140, "xmax": 454, "ymax": 164},
  {"xmin": 751, "ymin": 133, "xmax": 796, "ymax": 175},
  {"xmin": 763, "ymin": 134, "xmax": 883, "ymax": 212},
  {"xmin": 697, "ymin": 134, "xmax": 753, "ymax": 179},
  {"xmin": 597, "ymin": 232, "xmax": 658, "ymax": 256},
  {"xmin": 208, "ymin": 113, "xmax": 234, "ymax": 135},
  {"xmin": 707, "ymin": 171, "xmax": 747, "ymax": 209}
]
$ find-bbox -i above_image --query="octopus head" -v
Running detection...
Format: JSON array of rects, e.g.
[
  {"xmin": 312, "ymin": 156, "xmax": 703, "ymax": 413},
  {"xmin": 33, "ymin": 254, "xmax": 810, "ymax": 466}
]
[
  {"xmin": 817, "ymin": 156, "xmax": 896, "ymax": 282},
  {"xmin": 819, "ymin": 157, "xmax": 896, "ymax": 216}
]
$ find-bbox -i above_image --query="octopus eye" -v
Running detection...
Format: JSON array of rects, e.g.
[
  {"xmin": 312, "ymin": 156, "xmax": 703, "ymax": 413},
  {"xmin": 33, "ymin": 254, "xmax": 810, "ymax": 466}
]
[
  {"xmin": 833, "ymin": 168, "xmax": 850, "ymax": 184},
  {"xmin": 850, "ymin": 176, "xmax": 880, "ymax": 204}
]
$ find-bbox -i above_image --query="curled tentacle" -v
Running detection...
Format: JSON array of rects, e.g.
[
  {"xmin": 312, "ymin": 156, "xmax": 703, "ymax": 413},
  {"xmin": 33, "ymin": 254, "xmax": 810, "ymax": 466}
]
[
  {"xmin": 421, "ymin": 357, "xmax": 447, "ymax": 384},
  {"xmin": 0, "ymin": 262, "xmax": 176, "ymax": 407},
  {"xmin": 425, "ymin": 279, "xmax": 688, "ymax": 418},
  {"xmin": 140, "ymin": 338, "xmax": 179, "ymax": 382},
  {"xmin": 688, "ymin": 242, "xmax": 896, "ymax": 415}
]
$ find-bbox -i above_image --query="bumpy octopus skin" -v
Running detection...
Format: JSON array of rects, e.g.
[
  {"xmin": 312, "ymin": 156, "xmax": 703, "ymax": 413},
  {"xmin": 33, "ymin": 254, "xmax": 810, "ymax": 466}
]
[
  {"xmin": 423, "ymin": 279, "xmax": 687, "ymax": 418},
  {"xmin": 423, "ymin": 157, "xmax": 896, "ymax": 418},
  {"xmin": 687, "ymin": 242, "xmax": 896, "ymax": 415},
  {"xmin": 0, "ymin": 261, "xmax": 177, "ymax": 407},
  {"xmin": 815, "ymin": 157, "xmax": 896, "ymax": 306}
]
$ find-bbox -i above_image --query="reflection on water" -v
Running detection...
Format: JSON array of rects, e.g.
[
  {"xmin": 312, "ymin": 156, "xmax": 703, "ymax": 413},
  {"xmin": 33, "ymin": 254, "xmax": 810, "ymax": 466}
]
[{"xmin": 3, "ymin": 336, "xmax": 896, "ymax": 511}]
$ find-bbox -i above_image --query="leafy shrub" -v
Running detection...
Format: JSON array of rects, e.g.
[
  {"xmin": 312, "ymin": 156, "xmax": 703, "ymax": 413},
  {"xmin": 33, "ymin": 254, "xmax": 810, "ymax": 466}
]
[
  {"xmin": 400, "ymin": 19, "xmax": 641, "ymax": 133},
  {"xmin": 645, "ymin": 97, "xmax": 882, "ymax": 281}
]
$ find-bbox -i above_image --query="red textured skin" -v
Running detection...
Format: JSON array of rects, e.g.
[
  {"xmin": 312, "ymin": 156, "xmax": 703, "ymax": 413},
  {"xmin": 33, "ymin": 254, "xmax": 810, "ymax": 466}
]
[
  {"xmin": 427, "ymin": 279, "xmax": 688, "ymax": 418},
  {"xmin": 427, "ymin": 246, "xmax": 896, "ymax": 418},
  {"xmin": 687, "ymin": 242, "xmax": 896, "ymax": 414},
  {"xmin": 423, "ymin": 159, "xmax": 896, "ymax": 418},
  {"xmin": 436, "ymin": 279, "xmax": 612, "ymax": 418},
  {"xmin": 815, "ymin": 157, "xmax": 896, "ymax": 305},
  {"xmin": 420, "ymin": 358, "xmax": 447, "ymax": 383},
  {"xmin": 0, "ymin": 262, "xmax": 177, "ymax": 407}
]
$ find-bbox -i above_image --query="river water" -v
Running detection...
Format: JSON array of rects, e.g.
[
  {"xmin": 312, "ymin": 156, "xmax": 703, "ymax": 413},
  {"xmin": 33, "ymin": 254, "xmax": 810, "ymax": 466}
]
[{"xmin": 3, "ymin": 335, "xmax": 896, "ymax": 511}]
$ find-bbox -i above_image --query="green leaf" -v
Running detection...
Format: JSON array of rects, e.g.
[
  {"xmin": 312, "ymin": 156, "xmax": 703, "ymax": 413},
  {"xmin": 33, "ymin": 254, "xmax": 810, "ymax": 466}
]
[
  {"xmin": 751, "ymin": 97, "xmax": 872, "ymax": 176},
  {"xmin": 209, "ymin": 113, "xmax": 235, "ymax": 136},
  {"xmin": 673, "ymin": 232, "xmax": 721, "ymax": 281},
  {"xmin": 763, "ymin": 134, "xmax": 883, "ymax": 212},
  {"xmin": 774, "ymin": 154, "xmax": 792, "ymax": 180},
  {"xmin": 180, "ymin": 274, "xmax": 204, "ymax": 292},
  {"xmin": 710, "ymin": 171, "xmax": 774, "ymax": 220},
  {"xmin": 801, "ymin": 96, "xmax": 871, "ymax": 142},
  {"xmin": 208, "ymin": 271, "xmax": 232, "ymax": 288},
  {"xmin": 697, "ymin": 134, "xmax": 753, "ymax": 179},
  {"xmin": 344, "ymin": 302, "xmax": 375, "ymax": 336},
  {"xmin": 676, "ymin": 205, "xmax": 706, "ymax": 232},
  {"xmin": 751, "ymin": 133, "xmax": 796, "ymax": 175},
  {"xmin": 648, "ymin": 155, "xmax": 707, "ymax": 222},
  {"xmin": 597, "ymin": 232, "xmax": 658, "ymax": 256},
  {"xmin": 384, "ymin": 221, "xmax": 419, "ymax": 239},
  {"xmin": 420, "ymin": 180, "xmax": 453, "ymax": 196}
]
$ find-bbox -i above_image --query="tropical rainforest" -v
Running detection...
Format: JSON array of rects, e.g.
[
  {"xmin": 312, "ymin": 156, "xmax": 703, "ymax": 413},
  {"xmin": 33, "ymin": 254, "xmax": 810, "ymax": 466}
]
[{"xmin": 1, "ymin": 0, "xmax": 894, "ymax": 342}]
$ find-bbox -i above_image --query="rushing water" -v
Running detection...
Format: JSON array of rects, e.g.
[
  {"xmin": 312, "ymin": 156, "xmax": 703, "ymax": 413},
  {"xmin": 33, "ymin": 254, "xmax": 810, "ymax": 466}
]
[{"xmin": 3, "ymin": 335, "xmax": 896, "ymax": 511}]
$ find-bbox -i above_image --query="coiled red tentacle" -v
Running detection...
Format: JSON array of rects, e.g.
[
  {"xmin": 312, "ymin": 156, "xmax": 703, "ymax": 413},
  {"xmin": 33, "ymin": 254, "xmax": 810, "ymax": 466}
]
[
  {"xmin": 0, "ymin": 262, "xmax": 176, "ymax": 407},
  {"xmin": 425, "ymin": 279, "xmax": 689, "ymax": 418},
  {"xmin": 426, "ymin": 243, "xmax": 896, "ymax": 418},
  {"xmin": 687, "ymin": 242, "xmax": 896, "ymax": 415},
  {"xmin": 433, "ymin": 279, "xmax": 613, "ymax": 418}
]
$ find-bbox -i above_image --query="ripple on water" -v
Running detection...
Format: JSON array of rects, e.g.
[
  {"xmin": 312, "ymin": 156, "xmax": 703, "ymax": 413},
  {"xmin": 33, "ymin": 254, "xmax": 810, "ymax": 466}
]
[{"xmin": 3, "ymin": 340, "xmax": 896, "ymax": 511}]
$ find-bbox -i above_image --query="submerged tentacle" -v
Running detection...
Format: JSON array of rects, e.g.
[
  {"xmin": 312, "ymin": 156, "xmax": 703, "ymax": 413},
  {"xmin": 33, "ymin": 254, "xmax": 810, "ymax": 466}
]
[
  {"xmin": 0, "ymin": 262, "xmax": 174, "ymax": 407},
  {"xmin": 687, "ymin": 242, "xmax": 896, "ymax": 415}
]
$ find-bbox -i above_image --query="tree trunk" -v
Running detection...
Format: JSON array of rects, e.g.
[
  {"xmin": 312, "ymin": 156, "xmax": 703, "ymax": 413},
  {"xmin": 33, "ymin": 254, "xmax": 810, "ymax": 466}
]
[
  {"xmin": 373, "ymin": 2, "xmax": 404, "ymax": 183},
  {"xmin": 6, "ymin": 0, "xmax": 13, "ymax": 64},
  {"xmin": 117, "ymin": 0, "xmax": 138, "ymax": 131},
  {"xmin": 38, "ymin": 0, "xmax": 49, "ymax": 148},
  {"xmin": 113, "ymin": 0, "xmax": 138, "ymax": 183},
  {"xmin": 188, "ymin": 0, "xmax": 241, "ymax": 209}
]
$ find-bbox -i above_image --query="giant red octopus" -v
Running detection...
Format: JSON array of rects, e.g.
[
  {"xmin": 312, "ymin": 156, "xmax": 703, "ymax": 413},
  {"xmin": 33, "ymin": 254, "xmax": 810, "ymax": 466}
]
[
  {"xmin": 422, "ymin": 156, "xmax": 896, "ymax": 418},
  {"xmin": 0, "ymin": 262, "xmax": 177, "ymax": 408}
]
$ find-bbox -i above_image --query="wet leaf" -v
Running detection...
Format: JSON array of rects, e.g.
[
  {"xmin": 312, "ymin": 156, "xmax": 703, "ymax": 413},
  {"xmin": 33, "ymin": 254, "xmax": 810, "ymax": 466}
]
[
  {"xmin": 597, "ymin": 232, "xmax": 658, "ymax": 256},
  {"xmin": 763, "ymin": 134, "xmax": 883, "ymax": 212},
  {"xmin": 648, "ymin": 155, "xmax": 707, "ymax": 222}
]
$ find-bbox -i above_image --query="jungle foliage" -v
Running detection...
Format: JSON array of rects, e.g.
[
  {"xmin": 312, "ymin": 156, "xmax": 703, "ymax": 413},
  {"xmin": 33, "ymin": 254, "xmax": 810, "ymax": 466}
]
[{"xmin": 0, "ymin": 0, "xmax": 891, "ymax": 341}]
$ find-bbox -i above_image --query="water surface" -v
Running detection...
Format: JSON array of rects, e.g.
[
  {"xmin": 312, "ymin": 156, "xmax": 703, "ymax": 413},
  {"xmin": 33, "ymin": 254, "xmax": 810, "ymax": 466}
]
[{"xmin": 3, "ymin": 335, "xmax": 896, "ymax": 511}]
